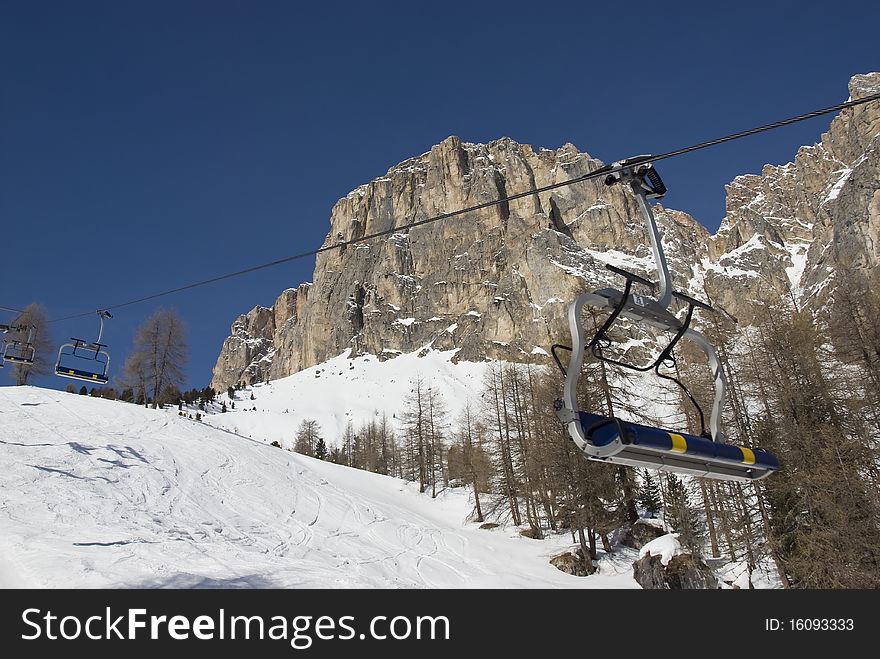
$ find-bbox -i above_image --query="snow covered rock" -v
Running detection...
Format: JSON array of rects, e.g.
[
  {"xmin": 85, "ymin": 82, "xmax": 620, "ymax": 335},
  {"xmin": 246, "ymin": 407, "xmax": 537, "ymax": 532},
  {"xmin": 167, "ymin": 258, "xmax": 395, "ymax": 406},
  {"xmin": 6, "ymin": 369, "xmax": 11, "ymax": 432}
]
[
  {"xmin": 633, "ymin": 535, "xmax": 718, "ymax": 589},
  {"xmin": 519, "ymin": 527, "xmax": 543, "ymax": 539},
  {"xmin": 639, "ymin": 533, "xmax": 684, "ymax": 565}
]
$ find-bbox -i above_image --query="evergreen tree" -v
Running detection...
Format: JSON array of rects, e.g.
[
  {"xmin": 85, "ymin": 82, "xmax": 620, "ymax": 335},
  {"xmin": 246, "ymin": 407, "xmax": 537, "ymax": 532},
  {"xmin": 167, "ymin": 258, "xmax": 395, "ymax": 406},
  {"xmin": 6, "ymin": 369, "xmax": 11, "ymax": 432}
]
[
  {"xmin": 746, "ymin": 303, "xmax": 880, "ymax": 587},
  {"xmin": 315, "ymin": 437, "xmax": 327, "ymax": 461},
  {"xmin": 638, "ymin": 470, "xmax": 662, "ymax": 518},
  {"xmin": 664, "ymin": 473, "xmax": 703, "ymax": 553}
]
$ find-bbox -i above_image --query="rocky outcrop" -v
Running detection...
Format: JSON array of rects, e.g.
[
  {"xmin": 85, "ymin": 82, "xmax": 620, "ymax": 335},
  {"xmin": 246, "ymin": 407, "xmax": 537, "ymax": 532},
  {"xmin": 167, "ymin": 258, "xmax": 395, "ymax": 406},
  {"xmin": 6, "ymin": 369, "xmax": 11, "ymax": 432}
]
[
  {"xmin": 705, "ymin": 72, "xmax": 880, "ymax": 321},
  {"xmin": 619, "ymin": 519, "xmax": 667, "ymax": 550},
  {"xmin": 211, "ymin": 285, "xmax": 308, "ymax": 389},
  {"xmin": 211, "ymin": 73, "xmax": 880, "ymax": 391},
  {"xmin": 550, "ymin": 548, "xmax": 595, "ymax": 577},
  {"xmin": 633, "ymin": 553, "xmax": 719, "ymax": 590}
]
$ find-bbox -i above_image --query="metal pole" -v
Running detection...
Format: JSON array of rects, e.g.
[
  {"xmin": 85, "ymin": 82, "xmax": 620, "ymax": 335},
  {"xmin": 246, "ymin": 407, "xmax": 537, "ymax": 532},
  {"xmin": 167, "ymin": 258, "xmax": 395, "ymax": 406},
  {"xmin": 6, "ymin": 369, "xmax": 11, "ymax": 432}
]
[{"xmin": 630, "ymin": 179, "xmax": 673, "ymax": 310}]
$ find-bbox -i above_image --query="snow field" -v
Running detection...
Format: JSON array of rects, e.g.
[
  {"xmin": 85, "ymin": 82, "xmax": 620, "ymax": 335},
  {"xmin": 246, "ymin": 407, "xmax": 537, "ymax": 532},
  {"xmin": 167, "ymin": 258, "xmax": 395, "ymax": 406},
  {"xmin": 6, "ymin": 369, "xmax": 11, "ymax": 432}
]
[{"xmin": 0, "ymin": 386, "xmax": 638, "ymax": 589}]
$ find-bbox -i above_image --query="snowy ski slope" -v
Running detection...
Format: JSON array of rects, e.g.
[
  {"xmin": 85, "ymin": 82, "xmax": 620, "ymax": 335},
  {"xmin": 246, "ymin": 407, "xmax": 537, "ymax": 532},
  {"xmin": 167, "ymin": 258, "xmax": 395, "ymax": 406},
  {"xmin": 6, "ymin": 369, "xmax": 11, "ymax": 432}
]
[
  {"xmin": 0, "ymin": 386, "xmax": 638, "ymax": 589},
  {"xmin": 201, "ymin": 348, "xmax": 681, "ymax": 451},
  {"xmin": 203, "ymin": 349, "xmax": 491, "ymax": 449}
]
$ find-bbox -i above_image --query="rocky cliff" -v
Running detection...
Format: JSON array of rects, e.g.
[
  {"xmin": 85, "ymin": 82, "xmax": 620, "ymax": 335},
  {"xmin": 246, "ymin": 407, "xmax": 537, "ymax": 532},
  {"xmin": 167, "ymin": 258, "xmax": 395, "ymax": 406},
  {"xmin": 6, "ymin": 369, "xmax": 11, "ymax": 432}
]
[
  {"xmin": 704, "ymin": 72, "xmax": 880, "ymax": 319},
  {"xmin": 211, "ymin": 73, "xmax": 880, "ymax": 391}
]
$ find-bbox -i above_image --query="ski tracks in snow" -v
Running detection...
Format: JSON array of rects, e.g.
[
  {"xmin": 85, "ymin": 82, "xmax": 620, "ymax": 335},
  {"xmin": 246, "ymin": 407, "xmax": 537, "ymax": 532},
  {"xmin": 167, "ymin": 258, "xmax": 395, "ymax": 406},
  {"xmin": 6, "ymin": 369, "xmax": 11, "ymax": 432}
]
[{"xmin": 0, "ymin": 388, "xmax": 638, "ymax": 588}]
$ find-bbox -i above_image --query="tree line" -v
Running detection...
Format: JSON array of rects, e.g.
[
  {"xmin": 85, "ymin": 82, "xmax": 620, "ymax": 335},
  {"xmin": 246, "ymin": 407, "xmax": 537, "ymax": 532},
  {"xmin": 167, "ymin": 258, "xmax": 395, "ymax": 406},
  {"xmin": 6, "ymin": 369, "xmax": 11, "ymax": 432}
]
[
  {"xmin": 288, "ymin": 266, "xmax": 880, "ymax": 588},
  {"xmin": 8, "ymin": 265, "xmax": 879, "ymax": 587}
]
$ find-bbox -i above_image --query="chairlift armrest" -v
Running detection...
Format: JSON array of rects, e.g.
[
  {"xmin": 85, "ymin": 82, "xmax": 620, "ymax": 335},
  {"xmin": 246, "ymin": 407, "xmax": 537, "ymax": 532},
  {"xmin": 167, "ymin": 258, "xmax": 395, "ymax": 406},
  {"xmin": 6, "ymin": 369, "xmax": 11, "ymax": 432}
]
[
  {"xmin": 69, "ymin": 338, "xmax": 107, "ymax": 349},
  {"xmin": 672, "ymin": 290, "xmax": 713, "ymax": 312},
  {"xmin": 604, "ymin": 264, "xmax": 656, "ymax": 289}
]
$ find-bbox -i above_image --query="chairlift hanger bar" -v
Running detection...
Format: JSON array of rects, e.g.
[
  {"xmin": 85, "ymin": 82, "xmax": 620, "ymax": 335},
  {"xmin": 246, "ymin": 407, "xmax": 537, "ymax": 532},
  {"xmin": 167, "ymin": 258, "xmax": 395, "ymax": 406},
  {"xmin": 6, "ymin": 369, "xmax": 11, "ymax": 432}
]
[
  {"xmin": 47, "ymin": 91, "xmax": 880, "ymax": 323},
  {"xmin": 554, "ymin": 161, "xmax": 780, "ymax": 480}
]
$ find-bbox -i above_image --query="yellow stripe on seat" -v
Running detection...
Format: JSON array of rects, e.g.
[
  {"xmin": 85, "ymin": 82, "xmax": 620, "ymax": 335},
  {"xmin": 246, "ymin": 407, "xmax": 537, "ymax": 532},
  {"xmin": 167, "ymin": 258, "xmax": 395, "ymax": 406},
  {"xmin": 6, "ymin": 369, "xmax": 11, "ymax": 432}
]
[
  {"xmin": 669, "ymin": 433, "xmax": 687, "ymax": 453},
  {"xmin": 740, "ymin": 447, "xmax": 756, "ymax": 465}
]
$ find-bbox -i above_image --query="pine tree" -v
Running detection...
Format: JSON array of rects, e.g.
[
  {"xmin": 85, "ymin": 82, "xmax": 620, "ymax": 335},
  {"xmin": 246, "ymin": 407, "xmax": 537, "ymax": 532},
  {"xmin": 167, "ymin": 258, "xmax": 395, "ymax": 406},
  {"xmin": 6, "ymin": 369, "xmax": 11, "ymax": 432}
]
[
  {"xmin": 315, "ymin": 437, "xmax": 327, "ymax": 461},
  {"xmin": 638, "ymin": 470, "xmax": 662, "ymax": 518},
  {"xmin": 402, "ymin": 377, "xmax": 429, "ymax": 493},
  {"xmin": 664, "ymin": 473, "xmax": 703, "ymax": 554},
  {"xmin": 746, "ymin": 302, "xmax": 880, "ymax": 587},
  {"xmin": 124, "ymin": 309, "xmax": 188, "ymax": 408}
]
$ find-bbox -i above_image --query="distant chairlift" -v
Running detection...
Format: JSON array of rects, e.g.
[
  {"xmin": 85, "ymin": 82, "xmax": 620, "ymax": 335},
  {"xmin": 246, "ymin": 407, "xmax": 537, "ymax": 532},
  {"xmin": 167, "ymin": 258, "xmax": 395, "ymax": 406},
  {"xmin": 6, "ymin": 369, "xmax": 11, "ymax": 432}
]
[
  {"xmin": 1, "ymin": 323, "xmax": 36, "ymax": 366},
  {"xmin": 55, "ymin": 311, "xmax": 112, "ymax": 385},
  {"xmin": 552, "ymin": 157, "xmax": 779, "ymax": 482}
]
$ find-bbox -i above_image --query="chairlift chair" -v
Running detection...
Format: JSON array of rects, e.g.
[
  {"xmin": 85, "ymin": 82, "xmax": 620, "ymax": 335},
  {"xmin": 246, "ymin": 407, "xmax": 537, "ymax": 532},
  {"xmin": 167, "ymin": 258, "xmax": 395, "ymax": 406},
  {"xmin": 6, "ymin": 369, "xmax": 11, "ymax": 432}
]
[
  {"xmin": 55, "ymin": 311, "xmax": 112, "ymax": 385},
  {"xmin": 1, "ymin": 324, "xmax": 36, "ymax": 365},
  {"xmin": 552, "ymin": 157, "xmax": 779, "ymax": 482}
]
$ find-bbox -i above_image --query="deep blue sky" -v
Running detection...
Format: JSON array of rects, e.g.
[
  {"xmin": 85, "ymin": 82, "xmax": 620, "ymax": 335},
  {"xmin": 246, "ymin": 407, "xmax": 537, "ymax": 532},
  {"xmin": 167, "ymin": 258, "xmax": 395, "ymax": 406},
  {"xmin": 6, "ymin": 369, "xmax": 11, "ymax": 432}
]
[{"xmin": 2, "ymin": 1, "xmax": 878, "ymax": 391}]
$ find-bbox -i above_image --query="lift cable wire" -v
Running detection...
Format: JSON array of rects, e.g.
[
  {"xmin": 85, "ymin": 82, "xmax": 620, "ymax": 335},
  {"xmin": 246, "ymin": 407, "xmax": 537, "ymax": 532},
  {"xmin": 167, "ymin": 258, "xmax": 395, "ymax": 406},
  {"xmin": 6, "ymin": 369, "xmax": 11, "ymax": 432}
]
[{"xmin": 46, "ymin": 91, "xmax": 880, "ymax": 324}]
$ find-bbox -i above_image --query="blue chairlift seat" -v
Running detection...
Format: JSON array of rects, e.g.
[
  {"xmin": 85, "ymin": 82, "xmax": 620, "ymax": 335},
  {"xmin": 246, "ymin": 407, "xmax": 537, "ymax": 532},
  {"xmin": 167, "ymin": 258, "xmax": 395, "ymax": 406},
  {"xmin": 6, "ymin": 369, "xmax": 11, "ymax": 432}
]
[
  {"xmin": 577, "ymin": 412, "xmax": 779, "ymax": 481},
  {"xmin": 55, "ymin": 365, "xmax": 110, "ymax": 385}
]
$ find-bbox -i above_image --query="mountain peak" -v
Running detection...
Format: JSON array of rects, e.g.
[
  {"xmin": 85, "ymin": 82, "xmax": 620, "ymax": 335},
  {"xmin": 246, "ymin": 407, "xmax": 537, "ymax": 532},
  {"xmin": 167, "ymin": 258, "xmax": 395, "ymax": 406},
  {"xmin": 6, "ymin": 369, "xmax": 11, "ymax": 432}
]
[{"xmin": 211, "ymin": 78, "xmax": 880, "ymax": 390}]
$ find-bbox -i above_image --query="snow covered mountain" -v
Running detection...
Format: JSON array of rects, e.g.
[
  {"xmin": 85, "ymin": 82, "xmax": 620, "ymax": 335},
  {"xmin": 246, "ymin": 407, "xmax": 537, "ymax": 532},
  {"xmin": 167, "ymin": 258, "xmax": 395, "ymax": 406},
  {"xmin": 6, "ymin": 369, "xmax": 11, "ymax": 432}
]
[
  {"xmin": 0, "ymin": 385, "xmax": 638, "ymax": 588},
  {"xmin": 211, "ymin": 72, "xmax": 880, "ymax": 391}
]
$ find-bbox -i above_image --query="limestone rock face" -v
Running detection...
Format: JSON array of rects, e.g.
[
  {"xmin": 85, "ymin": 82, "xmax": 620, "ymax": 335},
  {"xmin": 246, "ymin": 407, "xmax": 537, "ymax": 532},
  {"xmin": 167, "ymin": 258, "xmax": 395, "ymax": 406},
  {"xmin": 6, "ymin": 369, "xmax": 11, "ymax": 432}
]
[
  {"xmin": 211, "ymin": 73, "xmax": 880, "ymax": 391},
  {"xmin": 210, "ymin": 285, "xmax": 308, "ymax": 389},
  {"xmin": 705, "ymin": 72, "xmax": 880, "ymax": 322}
]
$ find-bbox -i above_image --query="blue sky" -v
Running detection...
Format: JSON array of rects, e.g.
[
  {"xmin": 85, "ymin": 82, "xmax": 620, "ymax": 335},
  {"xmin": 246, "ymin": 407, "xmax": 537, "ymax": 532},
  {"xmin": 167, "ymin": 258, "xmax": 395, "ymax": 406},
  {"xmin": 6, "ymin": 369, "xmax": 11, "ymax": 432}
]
[{"xmin": 2, "ymin": 0, "xmax": 878, "ymax": 391}]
